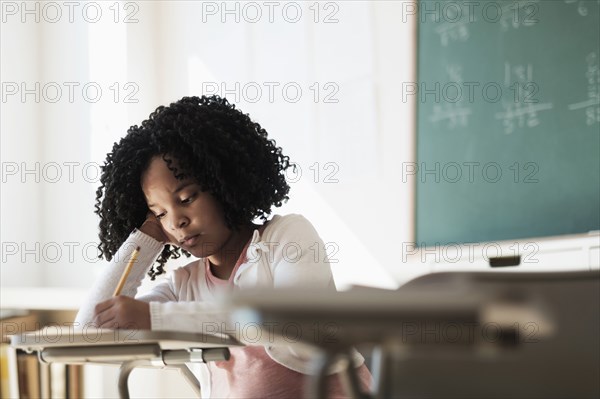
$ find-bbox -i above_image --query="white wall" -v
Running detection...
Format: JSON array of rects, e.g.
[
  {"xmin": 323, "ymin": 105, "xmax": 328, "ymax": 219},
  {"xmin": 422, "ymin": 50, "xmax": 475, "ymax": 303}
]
[{"xmin": 1, "ymin": 7, "xmax": 44, "ymax": 287}]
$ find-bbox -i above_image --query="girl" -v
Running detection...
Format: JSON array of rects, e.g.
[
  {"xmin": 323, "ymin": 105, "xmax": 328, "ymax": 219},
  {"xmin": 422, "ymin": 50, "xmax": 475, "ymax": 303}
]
[{"xmin": 75, "ymin": 95, "xmax": 371, "ymax": 398}]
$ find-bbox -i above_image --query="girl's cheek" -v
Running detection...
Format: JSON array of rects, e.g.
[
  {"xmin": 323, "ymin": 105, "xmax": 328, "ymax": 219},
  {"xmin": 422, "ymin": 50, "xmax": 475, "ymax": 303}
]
[{"xmin": 165, "ymin": 232, "xmax": 178, "ymax": 245}]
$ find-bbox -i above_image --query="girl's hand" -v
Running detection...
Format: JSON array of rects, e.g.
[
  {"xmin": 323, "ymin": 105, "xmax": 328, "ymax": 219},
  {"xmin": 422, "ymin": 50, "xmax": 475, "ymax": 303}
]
[
  {"xmin": 140, "ymin": 212, "xmax": 169, "ymax": 243},
  {"xmin": 93, "ymin": 296, "xmax": 151, "ymax": 330}
]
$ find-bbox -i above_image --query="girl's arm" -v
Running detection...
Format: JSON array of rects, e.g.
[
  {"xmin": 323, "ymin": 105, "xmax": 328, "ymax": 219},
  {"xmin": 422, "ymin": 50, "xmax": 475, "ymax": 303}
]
[
  {"xmin": 74, "ymin": 228, "xmax": 168, "ymax": 327},
  {"xmin": 264, "ymin": 214, "xmax": 336, "ymax": 289}
]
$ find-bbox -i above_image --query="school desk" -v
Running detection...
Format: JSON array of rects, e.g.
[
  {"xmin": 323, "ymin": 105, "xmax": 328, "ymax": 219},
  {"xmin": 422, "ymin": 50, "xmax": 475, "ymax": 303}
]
[
  {"xmin": 10, "ymin": 329, "xmax": 241, "ymax": 399},
  {"xmin": 228, "ymin": 270, "xmax": 600, "ymax": 399}
]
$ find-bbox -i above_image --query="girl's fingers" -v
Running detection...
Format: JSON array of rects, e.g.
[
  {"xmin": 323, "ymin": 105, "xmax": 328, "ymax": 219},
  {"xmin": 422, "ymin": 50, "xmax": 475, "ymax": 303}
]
[
  {"xmin": 93, "ymin": 300, "xmax": 119, "ymax": 326},
  {"xmin": 95, "ymin": 308, "xmax": 122, "ymax": 329},
  {"xmin": 98, "ymin": 317, "xmax": 118, "ymax": 329},
  {"xmin": 93, "ymin": 309, "xmax": 111, "ymax": 326},
  {"xmin": 92, "ymin": 296, "xmax": 151, "ymax": 330},
  {"xmin": 94, "ymin": 297, "xmax": 116, "ymax": 315}
]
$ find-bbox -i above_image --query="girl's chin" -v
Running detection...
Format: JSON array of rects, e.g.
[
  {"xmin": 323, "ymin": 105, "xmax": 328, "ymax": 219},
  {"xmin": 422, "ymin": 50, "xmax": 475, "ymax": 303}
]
[{"xmin": 186, "ymin": 247, "xmax": 208, "ymax": 258}]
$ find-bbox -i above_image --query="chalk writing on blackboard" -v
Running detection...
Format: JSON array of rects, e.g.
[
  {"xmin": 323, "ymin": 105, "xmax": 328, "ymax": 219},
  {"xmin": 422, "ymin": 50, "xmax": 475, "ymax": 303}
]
[
  {"xmin": 429, "ymin": 64, "xmax": 472, "ymax": 129},
  {"xmin": 499, "ymin": 0, "xmax": 539, "ymax": 31},
  {"xmin": 564, "ymin": 0, "xmax": 596, "ymax": 16},
  {"xmin": 567, "ymin": 52, "xmax": 600, "ymax": 126},
  {"xmin": 434, "ymin": 19, "xmax": 470, "ymax": 47},
  {"xmin": 430, "ymin": 1, "xmax": 542, "ymax": 45},
  {"xmin": 495, "ymin": 63, "xmax": 554, "ymax": 134}
]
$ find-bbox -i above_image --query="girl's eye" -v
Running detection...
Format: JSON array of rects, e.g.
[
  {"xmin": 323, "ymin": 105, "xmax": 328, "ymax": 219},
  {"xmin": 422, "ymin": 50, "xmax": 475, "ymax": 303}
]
[
  {"xmin": 155, "ymin": 212, "xmax": 166, "ymax": 220},
  {"xmin": 181, "ymin": 194, "xmax": 196, "ymax": 204}
]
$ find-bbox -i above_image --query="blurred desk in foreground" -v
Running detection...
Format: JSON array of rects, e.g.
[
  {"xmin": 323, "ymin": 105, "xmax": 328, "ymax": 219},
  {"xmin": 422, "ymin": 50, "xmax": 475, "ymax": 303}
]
[
  {"xmin": 10, "ymin": 329, "xmax": 241, "ymax": 399},
  {"xmin": 229, "ymin": 271, "xmax": 600, "ymax": 399}
]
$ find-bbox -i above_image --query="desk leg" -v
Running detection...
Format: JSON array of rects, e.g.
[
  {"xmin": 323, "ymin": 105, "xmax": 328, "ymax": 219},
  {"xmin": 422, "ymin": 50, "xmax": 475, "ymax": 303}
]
[
  {"xmin": 307, "ymin": 352, "xmax": 336, "ymax": 399},
  {"xmin": 370, "ymin": 345, "xmax": 388, "ymax": 399},
  {"xmin": 307, "ymin": 350, "xmax": 368, "ymax": 399},
  {"xmin": 370, "ymin": 343, "xmax": 408, "ymax": 399},
  {"xmin": 338, "ymin": 350, "xmax": 365, "ymax": 399},
  {"xmin": 174, "ymin": 364, "xmax": 202, "ymax": 398},
  {"xmin": 117, "ymin": 360, "xmax": 147, "ymax": 399}
]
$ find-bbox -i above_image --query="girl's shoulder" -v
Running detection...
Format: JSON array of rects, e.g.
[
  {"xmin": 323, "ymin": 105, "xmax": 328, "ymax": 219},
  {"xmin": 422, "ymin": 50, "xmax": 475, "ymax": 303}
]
[
  {"xmin": 263, "ymin": 213, "xmax": 310, "ymax": 231},
  {"xmin": 261, "ymin": 213, "xmax": 323, "ymax": 243}
]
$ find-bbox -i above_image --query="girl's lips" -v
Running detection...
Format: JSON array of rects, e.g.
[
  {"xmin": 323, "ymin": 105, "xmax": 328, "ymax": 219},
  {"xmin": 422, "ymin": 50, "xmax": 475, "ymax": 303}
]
[{"xmin": 182, "ymin": 234, "xmax": 199, "ymax": 247}]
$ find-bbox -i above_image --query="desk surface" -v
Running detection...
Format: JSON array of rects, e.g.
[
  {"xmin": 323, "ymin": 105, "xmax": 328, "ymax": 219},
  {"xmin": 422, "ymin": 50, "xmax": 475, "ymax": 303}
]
[{"xmin": 11, "ymin": 328, "xmax": 241, "ymax": 352}]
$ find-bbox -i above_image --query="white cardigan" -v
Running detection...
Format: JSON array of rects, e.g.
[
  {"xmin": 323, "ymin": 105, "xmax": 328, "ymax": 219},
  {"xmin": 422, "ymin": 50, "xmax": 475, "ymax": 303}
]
[{"xmin": 75, "ymin": 214, "xmax": 364, "ymax": 392}]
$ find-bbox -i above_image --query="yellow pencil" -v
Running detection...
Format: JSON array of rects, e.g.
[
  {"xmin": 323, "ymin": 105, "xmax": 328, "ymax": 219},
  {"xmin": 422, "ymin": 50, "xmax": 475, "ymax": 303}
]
[{"xmin": 113, "ymin": 246, "xmax": 141, "ymax": 296}]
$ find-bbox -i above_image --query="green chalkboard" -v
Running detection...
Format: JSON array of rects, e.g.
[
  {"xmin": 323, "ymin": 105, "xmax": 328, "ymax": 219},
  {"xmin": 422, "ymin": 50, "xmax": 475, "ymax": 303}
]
[{"xmin": 416, "ymin": 0, "xmax": 600, "ymax": 246}]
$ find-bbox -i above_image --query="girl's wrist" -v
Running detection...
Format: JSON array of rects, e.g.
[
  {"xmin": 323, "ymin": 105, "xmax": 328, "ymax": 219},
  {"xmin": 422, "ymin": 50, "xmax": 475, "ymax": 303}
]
[{"xmin": 139, "ymin": 220, "xmax": 166, "ymax": 242}]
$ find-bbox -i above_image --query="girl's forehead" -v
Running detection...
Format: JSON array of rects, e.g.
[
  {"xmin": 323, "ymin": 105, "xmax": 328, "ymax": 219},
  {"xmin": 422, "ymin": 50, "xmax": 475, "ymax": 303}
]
[
  {"xmin": 144, "ymin": 156, "xmax": 174, "ymax": 177},
  {"xmin": 141, "ymin": 157, "xmax": 193, "ymax": 194}
]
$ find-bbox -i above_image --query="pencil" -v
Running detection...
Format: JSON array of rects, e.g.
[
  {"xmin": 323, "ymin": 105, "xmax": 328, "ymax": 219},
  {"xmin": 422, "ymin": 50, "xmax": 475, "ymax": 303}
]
[{"xmin": 113, "ymin": 246, "xmax": 141, "ymax": 296}]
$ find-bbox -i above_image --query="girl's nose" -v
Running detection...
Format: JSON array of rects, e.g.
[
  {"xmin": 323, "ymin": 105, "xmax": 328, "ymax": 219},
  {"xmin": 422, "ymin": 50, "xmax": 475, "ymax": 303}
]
[{"xmin": 169, "ymin": 213, "xmax": 189, "ymax": 230}]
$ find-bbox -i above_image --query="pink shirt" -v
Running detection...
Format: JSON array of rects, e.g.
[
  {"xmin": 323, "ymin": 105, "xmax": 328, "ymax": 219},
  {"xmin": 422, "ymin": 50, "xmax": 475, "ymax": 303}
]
[{"xmin": 204, "ymin": 225, "xmax": 372, "ymax": 398}]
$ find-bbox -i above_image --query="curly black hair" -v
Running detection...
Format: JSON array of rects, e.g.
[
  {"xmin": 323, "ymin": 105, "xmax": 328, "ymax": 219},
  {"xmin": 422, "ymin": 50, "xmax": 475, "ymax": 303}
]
[{"xmin": 95, "ymin": 95, "xmax": 293, "ymax": 279}]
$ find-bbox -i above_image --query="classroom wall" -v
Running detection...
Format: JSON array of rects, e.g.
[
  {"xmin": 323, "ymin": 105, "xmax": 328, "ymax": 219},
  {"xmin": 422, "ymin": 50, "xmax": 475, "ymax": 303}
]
[
  {"xmin": 1, "ymin": 14, "xmax": 44, "ymax": 287},
  {"xmin": 1, "ymin": 2, "xmax": 417, "ymax": 295}
]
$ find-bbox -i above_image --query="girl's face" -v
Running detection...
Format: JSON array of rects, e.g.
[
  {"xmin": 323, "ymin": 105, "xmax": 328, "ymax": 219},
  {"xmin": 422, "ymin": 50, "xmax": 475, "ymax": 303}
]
[{"xmin": 140, "ymin": 156, "xmax": 232, "ymax": 258}]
